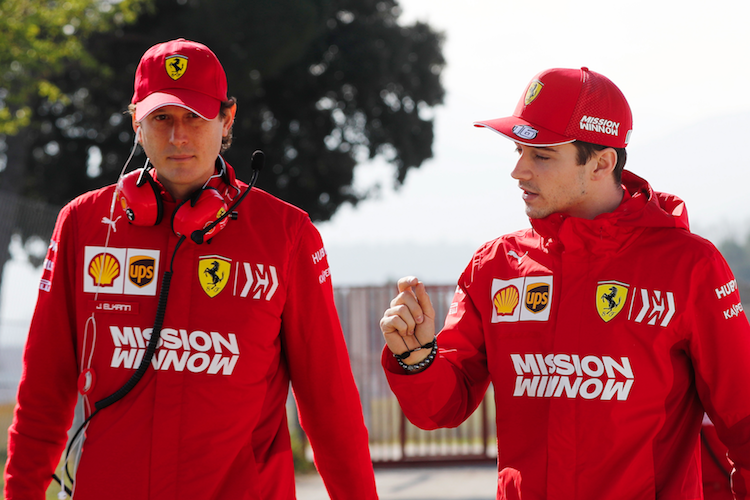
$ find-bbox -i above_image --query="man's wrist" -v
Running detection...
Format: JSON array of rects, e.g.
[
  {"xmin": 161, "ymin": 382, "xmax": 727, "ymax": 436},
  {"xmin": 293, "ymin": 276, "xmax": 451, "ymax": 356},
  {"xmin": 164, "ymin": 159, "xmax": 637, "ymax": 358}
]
[{"xmin": 393, "ymin": 336, "xmax": 437, "ymax": 374}]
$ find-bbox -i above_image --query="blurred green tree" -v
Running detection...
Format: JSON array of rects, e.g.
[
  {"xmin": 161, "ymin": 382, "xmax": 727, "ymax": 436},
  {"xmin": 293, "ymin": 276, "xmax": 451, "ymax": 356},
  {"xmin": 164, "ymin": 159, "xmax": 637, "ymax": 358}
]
[
  {"xmin": 2, "ymin": 0, "xmax": 445, "ymax": 223},
  {"xmin": 0, "ymin": 0, "xmax": 151, "ymax": 286},
  {"xmin": 0, "ymin": 0, "xmax": 149, "ymax": 136}
]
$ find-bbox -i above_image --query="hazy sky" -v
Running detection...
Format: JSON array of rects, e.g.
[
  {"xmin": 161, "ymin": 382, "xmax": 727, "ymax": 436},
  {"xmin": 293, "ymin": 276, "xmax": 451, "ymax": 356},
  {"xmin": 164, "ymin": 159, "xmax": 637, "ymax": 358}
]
[{"xmin": 316, "ymin": 0, "xmax": 750, "ymax": 255}]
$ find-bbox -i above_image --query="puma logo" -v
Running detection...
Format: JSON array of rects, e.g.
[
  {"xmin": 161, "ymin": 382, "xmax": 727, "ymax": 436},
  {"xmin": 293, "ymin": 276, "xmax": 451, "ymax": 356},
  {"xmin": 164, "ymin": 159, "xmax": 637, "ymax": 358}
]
[
  {"xmin": 101, "ymin": 215, "xmax": 121, "ymax": 232},
  {"xmin": 508, "ymin": 250, "xmax": 528, "ymax": 264}
]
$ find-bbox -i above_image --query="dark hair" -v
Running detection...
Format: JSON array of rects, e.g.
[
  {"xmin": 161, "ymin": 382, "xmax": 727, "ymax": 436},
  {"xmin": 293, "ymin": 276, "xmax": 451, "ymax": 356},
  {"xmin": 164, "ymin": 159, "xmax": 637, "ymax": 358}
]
[
  {"xmin": 127, "ymin": 96, "xmax": 237, "ymax": 152},
  {"xmin": 218, "ymin": 97, "xmax": 237, "ymax": 152},
  {"xmin": 573, "ymin": 141, "xmax": 627, "ymax": 185}
]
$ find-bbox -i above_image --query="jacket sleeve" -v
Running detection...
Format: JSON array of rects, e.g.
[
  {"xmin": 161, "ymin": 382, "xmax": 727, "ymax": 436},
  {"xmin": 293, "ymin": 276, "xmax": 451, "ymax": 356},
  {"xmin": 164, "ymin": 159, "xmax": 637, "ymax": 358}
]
[
  {"xmin": 382, "ymin": 259, "xmax": 491, "ymax": 430},
  {"xmin": 4, "ymin": 202, "xmax": 81, "ymax": 500},
  {"xmin": 280, "ymin": 219, "xmax": 378, "ymax": 500},
  {"xmin": 687, "ymin": 249, "xmax": 750, "ymax": 499}
]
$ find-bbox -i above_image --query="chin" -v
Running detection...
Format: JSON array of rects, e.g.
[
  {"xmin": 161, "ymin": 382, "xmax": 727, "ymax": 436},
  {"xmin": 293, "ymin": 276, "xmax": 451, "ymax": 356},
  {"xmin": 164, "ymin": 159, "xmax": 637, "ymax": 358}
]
[{"xmin": 527, "ymin": 209, "xmax": 553, "ymax": 219}]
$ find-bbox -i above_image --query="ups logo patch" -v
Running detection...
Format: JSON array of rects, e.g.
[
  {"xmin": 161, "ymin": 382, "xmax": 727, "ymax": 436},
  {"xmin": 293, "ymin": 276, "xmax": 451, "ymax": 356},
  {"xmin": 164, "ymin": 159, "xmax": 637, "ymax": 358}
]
[
  {"xmin": 524, "ymin": 283, "xmax": 549, "ymax": 313},
  {"xmin": 128, "ymin": 256, "xmax": 155, "ymax": 288}
]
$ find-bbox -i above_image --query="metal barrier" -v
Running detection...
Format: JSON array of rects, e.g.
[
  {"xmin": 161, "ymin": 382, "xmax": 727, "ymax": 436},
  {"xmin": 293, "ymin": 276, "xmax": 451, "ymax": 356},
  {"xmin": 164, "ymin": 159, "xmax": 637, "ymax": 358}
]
[{"xmin": 334, "ymin": 285, "xmax": 497, "ymax": 465}]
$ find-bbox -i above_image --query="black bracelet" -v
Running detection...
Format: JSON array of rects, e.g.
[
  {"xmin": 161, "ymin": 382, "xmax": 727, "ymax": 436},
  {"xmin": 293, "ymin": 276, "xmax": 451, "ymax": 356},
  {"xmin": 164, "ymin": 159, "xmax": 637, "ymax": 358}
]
[
  {"xmin": 395, "ymin": 336, "xmax": 438, "ymax": 373},
  {"xmin": 393, "ymin": 337, "xmax": 436, "ymax": 360}
]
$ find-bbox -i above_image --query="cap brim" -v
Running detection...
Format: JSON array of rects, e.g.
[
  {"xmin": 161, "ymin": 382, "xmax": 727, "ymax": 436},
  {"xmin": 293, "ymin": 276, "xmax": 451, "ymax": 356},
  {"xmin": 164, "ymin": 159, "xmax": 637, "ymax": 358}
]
[
  {"xmin": 473, "ymin": 116, "xmax": 575, "ymax": 147},
  {"xmin": 134, "ymin": 88, "xmax": 221, "ymax": 121}
]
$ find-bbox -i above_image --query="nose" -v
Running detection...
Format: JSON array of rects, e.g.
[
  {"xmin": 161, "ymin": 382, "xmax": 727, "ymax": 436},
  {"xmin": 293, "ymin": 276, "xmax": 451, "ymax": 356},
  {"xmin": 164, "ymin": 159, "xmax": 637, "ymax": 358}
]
[
  {"xmin": 170, "ymin": 120, "xmax": 189, "ymax": 146},
  {"xmin": 510, "ymin": 150, "xmax": 531, "ymax": 181}
]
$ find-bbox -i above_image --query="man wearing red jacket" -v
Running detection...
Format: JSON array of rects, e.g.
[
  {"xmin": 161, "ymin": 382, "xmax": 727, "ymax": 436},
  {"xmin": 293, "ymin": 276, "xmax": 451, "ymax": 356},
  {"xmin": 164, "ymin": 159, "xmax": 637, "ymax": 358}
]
[
  {"xmin": 380, "ymin": 67, "xmax": 750, "ymax": 499},
  {"xmin": 4, "ymin": 38, "xmax": 378, "ymax": 499}
]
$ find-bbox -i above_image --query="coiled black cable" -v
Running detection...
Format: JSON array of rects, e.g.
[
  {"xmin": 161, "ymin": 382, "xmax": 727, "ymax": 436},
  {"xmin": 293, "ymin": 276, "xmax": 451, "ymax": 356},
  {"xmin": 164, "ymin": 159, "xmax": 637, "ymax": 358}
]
[
  {"xmin": 95, "ymin": 270, "xmax": 172, "ymax": 411},
  {"xmin": 53, "ymin": 236, "xmax": 185, "ymax": 495}
]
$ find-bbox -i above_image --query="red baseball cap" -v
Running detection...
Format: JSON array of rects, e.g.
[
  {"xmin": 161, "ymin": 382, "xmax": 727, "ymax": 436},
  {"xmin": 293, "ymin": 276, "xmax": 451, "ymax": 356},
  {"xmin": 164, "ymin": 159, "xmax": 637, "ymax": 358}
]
[
  {"xmin": 474, "ymin": 67, "xmax": 633, "ymax": 148},
  {"xmin": 131, "ymin": 38, "xmax": 228, "ymax": 121}
]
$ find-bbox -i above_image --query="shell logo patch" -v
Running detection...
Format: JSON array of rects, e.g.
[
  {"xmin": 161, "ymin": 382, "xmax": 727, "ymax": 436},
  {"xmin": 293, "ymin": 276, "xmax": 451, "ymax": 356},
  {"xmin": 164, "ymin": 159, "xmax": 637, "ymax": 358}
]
[
  {"xmin": 493, "ymin": 285, "xmax": 520, "ymax": 316},
  {"xmin": 524, "ymin": 80, "xmax": 544, "ymax": 106},
  {"xmin": 199, "ymin": 255, "xmax": 231, "ymax": 298},
  {"xmin": 89, "ymin": 253, "xmax": 121, "ymax": 287},
  {"xmin": 84, "ymin": 247, "xmax": 159, "ymax": 296},
  {"xmin": 165, "ymin": 55, "xmax": 188, "ymax": 80},
  {"xmin": 492, "ymin": 276, "xmax": 553, "ymax": 323},
  {"xmin": 596, "ymin": 281, "xmax": 629, "ymax": 322}
]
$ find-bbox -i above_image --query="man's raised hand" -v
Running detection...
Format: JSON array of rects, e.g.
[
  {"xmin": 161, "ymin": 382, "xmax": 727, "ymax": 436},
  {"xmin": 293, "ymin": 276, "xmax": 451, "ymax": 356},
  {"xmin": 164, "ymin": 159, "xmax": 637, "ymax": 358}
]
[{"xmin": 380, "ymin": 276, "xmax": 436, "ymax": 365}]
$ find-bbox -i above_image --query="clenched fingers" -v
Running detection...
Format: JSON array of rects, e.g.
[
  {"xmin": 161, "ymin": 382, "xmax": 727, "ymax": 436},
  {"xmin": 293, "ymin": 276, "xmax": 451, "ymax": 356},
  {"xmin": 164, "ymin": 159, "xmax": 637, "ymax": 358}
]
[{"xmin": 381, "ymin": 276, "xmax": 437, "ymax": 357}]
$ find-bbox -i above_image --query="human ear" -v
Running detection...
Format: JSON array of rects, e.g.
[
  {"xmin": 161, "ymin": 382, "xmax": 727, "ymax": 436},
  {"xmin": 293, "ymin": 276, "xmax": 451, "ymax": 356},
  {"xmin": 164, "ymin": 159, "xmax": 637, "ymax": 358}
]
[
  {"xmin": 592, "ymin": 148, "xmax": 617, "ymax": 180},
  {"xmin": 222, "ymin": 104, "xmax": 237, "ymax": 137},
  {"xmin": 132, "ymin": 115, "xmax": 141, "ymax": 143}
]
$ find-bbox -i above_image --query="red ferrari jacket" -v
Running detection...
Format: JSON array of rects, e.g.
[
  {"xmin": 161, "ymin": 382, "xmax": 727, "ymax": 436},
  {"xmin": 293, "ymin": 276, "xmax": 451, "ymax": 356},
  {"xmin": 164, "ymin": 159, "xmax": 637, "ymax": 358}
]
[
  {"xmin": 383, "ymin": 171, "xmax": 750, "ymax": 499},
  {"xmin": 702, "ymin": 416, "xmax": 733, "ymax": 500},
  {"xmin": 5, "ymin": 162, "xmax": 378, "ymax": 499}
]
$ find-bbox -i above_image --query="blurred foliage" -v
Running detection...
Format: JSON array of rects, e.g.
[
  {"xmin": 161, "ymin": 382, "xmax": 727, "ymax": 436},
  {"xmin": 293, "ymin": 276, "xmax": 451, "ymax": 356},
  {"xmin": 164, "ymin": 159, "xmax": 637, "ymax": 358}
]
[
  {"xmin": 0, "ymin": 0, "xmax": 446, "ymax": 222},
  {"xmin": 289, "ymin": 426, "xmax": 316, "ymax": 474},
  {"xmin": 0, "ymin": 0, "xmax": 152, "ymax": 270},
  {"xmin": 0, "ymin": 0, "xmax": 151, "ymax": 135}
]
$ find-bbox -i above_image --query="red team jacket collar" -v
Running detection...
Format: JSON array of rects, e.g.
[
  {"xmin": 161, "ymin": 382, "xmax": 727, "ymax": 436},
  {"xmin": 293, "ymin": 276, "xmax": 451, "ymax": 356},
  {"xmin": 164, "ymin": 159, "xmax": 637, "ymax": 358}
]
[{"xmin": 531, "ymin": 170, "xmax": 690, "ymax": 252}]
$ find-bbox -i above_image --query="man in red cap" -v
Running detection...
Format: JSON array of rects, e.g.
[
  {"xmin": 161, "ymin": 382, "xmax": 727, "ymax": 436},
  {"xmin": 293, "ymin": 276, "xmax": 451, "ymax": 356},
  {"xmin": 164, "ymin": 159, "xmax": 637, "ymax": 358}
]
[
  {"xmin": 380, "ymin": 67, "xmax": 750, "ymax": 499},
  {"xmin": 5, "ymin": 38, "xmax": 378, "ymax": 499}
]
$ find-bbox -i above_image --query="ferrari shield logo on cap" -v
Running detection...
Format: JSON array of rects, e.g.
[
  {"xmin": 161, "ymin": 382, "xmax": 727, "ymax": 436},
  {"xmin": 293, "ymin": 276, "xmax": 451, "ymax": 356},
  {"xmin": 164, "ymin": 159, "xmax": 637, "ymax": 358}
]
[
  {"xmin": 199, "ymin": 255, "xmax": 231, "ymax": 298},
  {"xmin": 524, "ymin": 80, "xmax": 544, "ymax": 105},
  {"xmin": 596, "ymin": 281, "xmax": 630, "ymax": 322},
  {"xmin": 165, "ymin": 55, "xmax": 188, "ymax": 80}
]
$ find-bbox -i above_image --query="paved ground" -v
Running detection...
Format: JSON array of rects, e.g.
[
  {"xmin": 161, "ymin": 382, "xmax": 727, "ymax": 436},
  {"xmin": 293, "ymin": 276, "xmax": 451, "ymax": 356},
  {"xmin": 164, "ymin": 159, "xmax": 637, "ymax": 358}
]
[{"xmin": 295, "ymin": 464, "xmax": 497, "ymax": 500}]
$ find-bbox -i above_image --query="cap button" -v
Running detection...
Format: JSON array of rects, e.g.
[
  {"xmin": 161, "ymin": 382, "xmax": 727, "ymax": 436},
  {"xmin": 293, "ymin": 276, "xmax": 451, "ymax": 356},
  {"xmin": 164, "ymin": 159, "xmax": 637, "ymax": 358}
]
[{"xmin": 581, "ymin": 66, "xmax": 589, "ymax": 72}]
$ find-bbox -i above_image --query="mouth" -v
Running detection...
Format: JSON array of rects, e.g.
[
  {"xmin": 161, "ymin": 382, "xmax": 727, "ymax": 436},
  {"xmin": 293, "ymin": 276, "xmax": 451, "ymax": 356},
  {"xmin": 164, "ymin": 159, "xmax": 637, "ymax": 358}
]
[
  {"xmin": 168, "ymin": 154, "xmax": 195, "ymax": 162},
  {"xmin": 519, "ymin": 184, "xmax": 539, "ymax": 201}
]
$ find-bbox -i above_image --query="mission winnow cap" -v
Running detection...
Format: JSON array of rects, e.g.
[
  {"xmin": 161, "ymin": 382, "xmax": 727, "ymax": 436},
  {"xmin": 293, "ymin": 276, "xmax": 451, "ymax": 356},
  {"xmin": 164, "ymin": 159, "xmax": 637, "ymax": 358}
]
[
  {"xmin": 132, "ymin": 38, "xmax": 228, "ymax": 122},
  {"xmin": 474, "ymin": 67, "xmax": 633, "ymax": 148}
]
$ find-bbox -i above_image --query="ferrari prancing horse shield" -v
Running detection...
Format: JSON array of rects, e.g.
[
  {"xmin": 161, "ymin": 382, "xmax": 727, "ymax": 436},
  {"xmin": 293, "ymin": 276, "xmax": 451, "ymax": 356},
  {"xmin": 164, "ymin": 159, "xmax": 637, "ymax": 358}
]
[
  {"xmin": 199, "ymin": 255, "xmax": 231, "ymax": 298},
  {"xmin": 165, "ymin": 55, "xmax": 188, "ymax": 80},
  {"xmin": 596, "ymin": 281, "xmax": 629, "ymax": 322}
]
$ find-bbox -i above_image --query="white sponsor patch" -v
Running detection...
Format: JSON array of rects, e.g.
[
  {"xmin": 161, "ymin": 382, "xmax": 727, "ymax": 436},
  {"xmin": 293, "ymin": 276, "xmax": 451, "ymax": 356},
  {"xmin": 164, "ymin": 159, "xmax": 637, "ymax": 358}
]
[
  {"xmin": 579, "ymin": 115, "xmax": 620, "ymax": 137},
  {"xmin": 628, "ymin": 288, "xmax": 675, "ymax": 327},
  {"xmin": 511, "ymin": 353, "xmax": 634, "ymax": 401},
  {"xmin": 723, "ymin": 302, "xmax": 744, "ymax": 320},
  {"xmin": 491, "ymin": 276, "xmax": 553, "ymax": 323},
  {"xmin": 83, "ymin": 247, "xmax": 160, "ymax": 296},
  {"xmin": 110, "ymin": 326, "xmax": 240, "ymax": 375},
  {"xmin": 715, "ymin": 279, "xmax": 738, "ymax": 300},
  {"xmin": 232, "ymin": 262, "xmax": 278, "ymax": 300}
]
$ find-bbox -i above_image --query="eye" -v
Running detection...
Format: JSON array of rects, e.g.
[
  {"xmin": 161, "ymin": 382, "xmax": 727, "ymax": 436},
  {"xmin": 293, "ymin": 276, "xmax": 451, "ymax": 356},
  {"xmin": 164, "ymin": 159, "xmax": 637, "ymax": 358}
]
[{"xmin": 534, "ymin": 153, "xmax": 550, "ymax": 161}]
